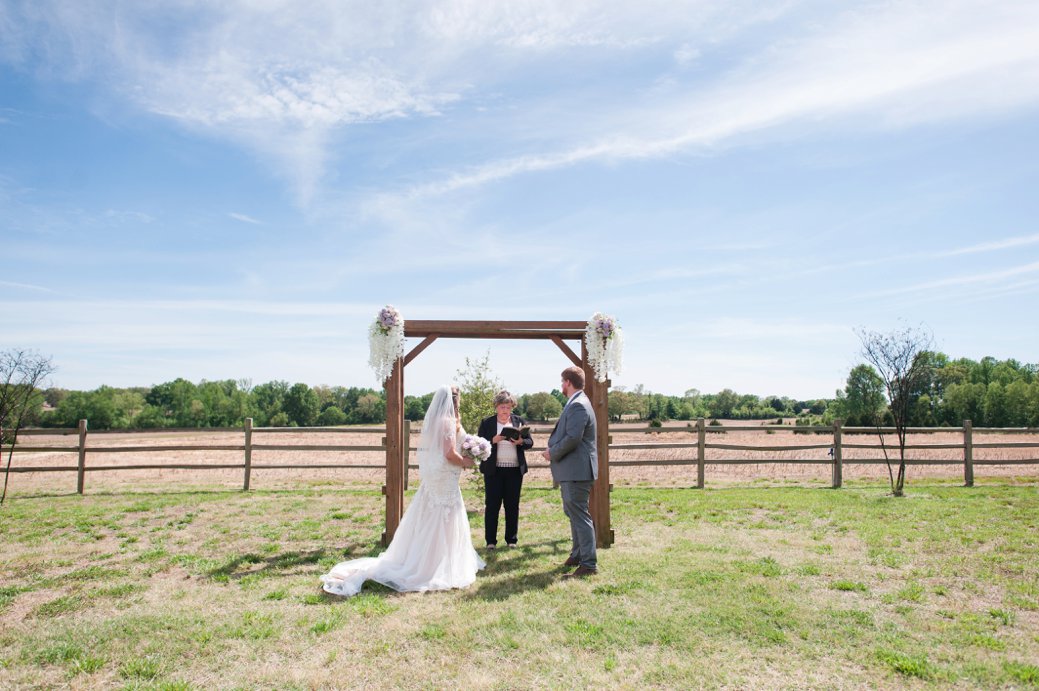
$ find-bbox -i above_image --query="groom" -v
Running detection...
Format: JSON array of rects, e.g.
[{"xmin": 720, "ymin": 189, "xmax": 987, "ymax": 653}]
[{"xmin": 542, "ymin": 365, "xmax": 598, "ymax": 578}]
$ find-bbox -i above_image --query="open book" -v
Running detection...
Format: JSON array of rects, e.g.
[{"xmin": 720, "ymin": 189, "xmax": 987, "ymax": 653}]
[{"xmin": 500, "ymin": 425, "xmax": 531, "ymax": 441}]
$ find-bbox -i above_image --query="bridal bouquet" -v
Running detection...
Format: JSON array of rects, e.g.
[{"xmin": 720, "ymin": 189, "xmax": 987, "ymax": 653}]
[
  {"xmin": 585, "ymin": 312, "xmax": 624, "ymax": 383},
  {"xmin": 368, "ymin": 305, "xmax": 405, "ymax": 384},
  {"xmin": 460, "ymin": 434, "xmax": 492, "ymax": 463}
]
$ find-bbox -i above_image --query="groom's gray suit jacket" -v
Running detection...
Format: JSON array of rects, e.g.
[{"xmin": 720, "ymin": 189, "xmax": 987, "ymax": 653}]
[{"xmin": 547, "ymin": 391, "xmax": 598, "ymax": 482}]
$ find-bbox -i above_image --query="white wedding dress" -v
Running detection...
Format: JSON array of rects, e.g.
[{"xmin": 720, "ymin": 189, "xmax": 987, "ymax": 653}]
[{"xmin": 321, "ymin": 387, "xmax": 485, "ymax": 596}]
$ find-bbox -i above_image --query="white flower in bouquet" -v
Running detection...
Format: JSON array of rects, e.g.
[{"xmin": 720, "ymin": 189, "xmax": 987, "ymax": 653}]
[
  {"xmin": 460, "ymin": 433, "xmax": 492, "ymax": 462},
  {"xmin": 585, "ymin": 312, "xmax": 624, "ymax": 383},
  {"xmin": 368, "ymin": 305, "xmax": 405, "ymax": 383}
]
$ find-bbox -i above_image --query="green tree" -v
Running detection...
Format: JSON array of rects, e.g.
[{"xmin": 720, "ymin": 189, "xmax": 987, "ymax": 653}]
[
  {"xmin": 455, "ymin": 352, "xmax": 502, "ymax": 434},
  {"xmin": 196, "ymin": 380, "xmax": 247, "ymax": 427},
  {"xmin": 983, "ymin": 382, "xmax": 1007, "ymax": 427},
  {"xmin": 250, "ymin": 380, "xmax": 289, "ymax": 426},
  {"xmin": 524, "ymin": 392, "xmax": 562, "ymax": 421},
  {"xmin": 1004, "ymin": 380, "xmax": 1032, "ymax": 426},
  {"xmin": 943, "ymin": 382, "xmax": 985, "ymax": 426},
  {"xmin": 841, "ymin": 364, "xmax": 886, "ymax": 425},
  {"xmin": 50, "ymin": 388, "xmax": 125, "ymax": 429},
  {"xmin": 711, "ymin": 389, "xmax": 739, "ymax": 419},
  {"xmin": 404, "ymin": 392, "xmax": 434, "ymax": 421},
  {"xmin": 42, "ymin": 387, "xmax": 67, "ymax": 408},
  {"xmin": 283, "ymin": 383, "xmax": 319, "ymax": 426},
  {"xmin": 144, "ymin": 378, "xmax": 213, "ymax": 427},
  {"xmin": 133, "ymin": 405, "xmax": 168, "ymax": 429},
  {"xmin": 349, "ymin": 393, "xmax": 385, "ymax": 424},
  {"xmin": 910, "ymin": 393, "xmax": 936, "ymax": 426},
  {"xmin": 316, "ymin": 406, "xmax": 348, "ymax": 426}
]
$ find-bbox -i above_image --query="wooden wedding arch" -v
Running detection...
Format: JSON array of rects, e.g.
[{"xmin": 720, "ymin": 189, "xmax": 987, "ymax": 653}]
[{"xmin": 381, "ymin": 320, "xmax": 614, "ymax": 548}]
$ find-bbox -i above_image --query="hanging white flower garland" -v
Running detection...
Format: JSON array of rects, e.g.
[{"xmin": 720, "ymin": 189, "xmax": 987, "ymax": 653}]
[
  {"xmin": 368, "ymin": 305, "xmax": 405, "ymax": 384},
  {"xmin": 585, "ymin": 312, "xmax": 623, "ymax": 383}
]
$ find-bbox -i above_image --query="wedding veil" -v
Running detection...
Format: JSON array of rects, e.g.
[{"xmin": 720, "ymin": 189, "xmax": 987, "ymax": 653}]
[{"xmin": 416, "ymin": 385, "xmax": 457, "ymax": 473}]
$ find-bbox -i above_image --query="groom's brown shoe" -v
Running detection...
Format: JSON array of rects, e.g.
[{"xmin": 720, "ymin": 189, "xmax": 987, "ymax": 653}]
[
  {"xmin": 563, "ymin": 556, "xmax": 580, "ymax": 568},
  {"xmin": 565, "ymin": 565, "xmax": 597, "ymax": 579}
]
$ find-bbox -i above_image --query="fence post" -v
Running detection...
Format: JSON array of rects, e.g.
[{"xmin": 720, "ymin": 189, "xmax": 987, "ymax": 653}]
[
  {"xmin": 963, "ymin": 419, "xmax": 973, "ymax": 487},
  {"xmin": 243, "ymin": 417, "xmax": 253, "ymax": 491},
  {"xmin": 76, "ymin": 419, "xmax": 88, "ymax": 494},
  {"xmin": 403, "ymin": 420, "xmax": 411, "ymax": 490},
  {"xmin": 832, "ymin": 419, "xmax": 843, "ymax": 489},
  {"xmin": 696, "ymin": 417, "xmax": 705, "ymax": 489}
]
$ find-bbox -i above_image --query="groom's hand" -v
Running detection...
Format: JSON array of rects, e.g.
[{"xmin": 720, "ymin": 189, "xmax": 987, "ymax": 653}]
[{"xmin": 541, "ymin": 449, "xmax": 551, "ymax": 461}]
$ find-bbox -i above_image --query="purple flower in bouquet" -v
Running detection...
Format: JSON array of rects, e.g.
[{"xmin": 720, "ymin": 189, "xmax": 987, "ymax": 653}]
[
  {"xmin": 460, "ymin": 433, "xmax": 492, "ymax": 462},
  {"xmin": 595, "ymin": 316, "xmax": 615, "ymax": 339},
  {"xmin": 377, "ymin": 305, "xmax": 402, "ymax": 333}
]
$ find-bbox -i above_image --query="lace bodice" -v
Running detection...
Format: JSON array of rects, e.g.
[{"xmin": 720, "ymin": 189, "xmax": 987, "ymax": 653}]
[{"xmin": 419, "ymin": 424, "xmax": 464, "ymax": 506}]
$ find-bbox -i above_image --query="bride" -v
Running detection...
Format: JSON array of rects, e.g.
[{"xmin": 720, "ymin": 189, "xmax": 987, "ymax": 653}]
[{"xmin": 321, "ymin": 385, "xmax": 486, "ymax": 596}]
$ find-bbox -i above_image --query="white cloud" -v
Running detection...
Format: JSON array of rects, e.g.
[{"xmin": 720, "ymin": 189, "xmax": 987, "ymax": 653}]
[
  {"xmin": 5, "ymin": 1, "xmax": 1039, "ymax": 211},
  {"xmin": 228, "ymin": 212, "xmax": 262, "ymax": 225},
  {"xmin": 673, "ymin": 43, "xmax": 701, "ymax": 66},
  {"xmin": 0, "ymin": 280, "xmax": 56, "ymax": 293},
  {"xmin": 373, "ymin": 0, "xmax": 1039, "ymax": 204},
  {"xmin": 939, "ymin": 232, "xmax": 1039, "ymax": 256},
  {"xmin": 863, "ymin": 260, "xmax": 1039, "ymax": 299}
]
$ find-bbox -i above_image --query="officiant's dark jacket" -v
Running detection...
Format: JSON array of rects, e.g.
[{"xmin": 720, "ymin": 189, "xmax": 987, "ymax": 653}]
[{"xmin": 477, "ymin": 413, "xmax": 533, "ymax": 476}]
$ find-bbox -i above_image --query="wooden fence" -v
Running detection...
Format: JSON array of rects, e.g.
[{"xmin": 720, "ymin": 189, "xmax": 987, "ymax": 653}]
[
  {"xmin": 3, "ymin": 418, "xmax": 1038, "ymax": 493},
  {"xmin": 1, "ymin": 420, "xmax": 407, "ymax": 494}
]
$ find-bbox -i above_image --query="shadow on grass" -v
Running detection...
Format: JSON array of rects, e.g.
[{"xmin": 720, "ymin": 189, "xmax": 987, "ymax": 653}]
[
  {"xmin": 465, "ymin": 537, "xmax": 574, "ymax": 601},
  {"xmin": 311, "ymin": 538, "xmax": 576, "ymax": 602},
  {"xmin": 206, "ymin": 542, "xmax": 375, "ymax": 582}
]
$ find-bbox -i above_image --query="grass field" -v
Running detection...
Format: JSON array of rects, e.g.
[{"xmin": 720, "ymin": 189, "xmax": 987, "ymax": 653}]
[{"xmin": 1, "ymin": 480, "xmax": 1037, "ymax": 689}]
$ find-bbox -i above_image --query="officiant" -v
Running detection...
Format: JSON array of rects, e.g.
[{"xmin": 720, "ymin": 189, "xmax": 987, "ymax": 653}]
[{"xmin": 477, "ymin": 390, "xmax": 533, "ymax": 550}]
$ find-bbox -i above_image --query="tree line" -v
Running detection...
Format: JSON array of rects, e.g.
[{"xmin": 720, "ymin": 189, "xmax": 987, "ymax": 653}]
[
  {"xmin": 831, "ymin": 353, "xmax": 1039, "ymax": 428},
  {"xmin": 33, "ymin": 379, "xmax": 827, "ymax": 430},
  {"xmin": 15, "ymin": 354, "xmax": 1039, "ymax": 431}
]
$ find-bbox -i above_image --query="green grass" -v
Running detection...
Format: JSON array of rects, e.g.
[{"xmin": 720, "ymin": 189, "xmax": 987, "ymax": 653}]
[{"xmin": 1, "ymin": 481, "xmax": 1037, "ymax": 688}]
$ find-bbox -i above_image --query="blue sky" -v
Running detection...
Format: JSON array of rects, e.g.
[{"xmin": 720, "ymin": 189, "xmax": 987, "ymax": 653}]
[{"xmin": 2, "ymin": 1, "xmax": 1038, "ymax": 400}]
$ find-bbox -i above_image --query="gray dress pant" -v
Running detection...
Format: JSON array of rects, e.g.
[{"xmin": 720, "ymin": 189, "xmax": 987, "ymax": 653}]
[{"xmin": 560, "ymin": 480, "xmax": 596, "ymax": 569}]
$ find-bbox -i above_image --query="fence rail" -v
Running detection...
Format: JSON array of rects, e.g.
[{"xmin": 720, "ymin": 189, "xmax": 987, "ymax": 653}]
[{"xmin": 3, "ymin": 418, "xmax": 1038, "ymax": 492}]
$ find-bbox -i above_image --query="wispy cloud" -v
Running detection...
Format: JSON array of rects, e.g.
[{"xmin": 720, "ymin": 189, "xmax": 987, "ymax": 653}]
[
  {"xmin": 104, "ymin": 209, "xmax": 154, "ymax": 224},
  {"xmin": 938, "ymin": 232, "xmax": 1039, "ymax": 256},
  {"xmin": 0, "ymin": 280, "xmax": 56, "ymax": 293},
  {"xmin": 21, "ymin": 1, "xmax": 1039, "ymax": 209},
  {"xmin": 695, "ymin": 317, "xmax": 849, "ymax": 341},
  {"xmin": 228, "ymin": 212, "xmax": 262, "ymax": 225},
  {"xmin": 863, "ymin": 260, "xmax": 1039, "ymax": 299},
  {"xmin": 381, "ymin": 1, "xmax": 1039, "ymax": 203}
]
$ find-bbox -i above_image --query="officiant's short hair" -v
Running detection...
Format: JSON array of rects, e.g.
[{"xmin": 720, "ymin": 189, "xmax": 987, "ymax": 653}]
[
  {"xmin": 561, "ymin": 366, "xmax": 584, "ymax": 390},
  {"xmin": 493, "ymin": 391, "xmax": 517, "ymax": 407}
]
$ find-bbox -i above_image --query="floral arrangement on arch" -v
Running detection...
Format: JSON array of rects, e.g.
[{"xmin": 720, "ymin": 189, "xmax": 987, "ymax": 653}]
[
  {"xmin": 585, "ymin": 312, "xmax": 624, "ymax": 383},
  {"xmin": 368, "ymin": 305, "xmax": 405, "ymax": 384}
]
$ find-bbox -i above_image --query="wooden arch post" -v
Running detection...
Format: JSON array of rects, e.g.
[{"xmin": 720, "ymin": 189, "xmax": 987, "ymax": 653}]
[{"xmin": 381, "ymin": 320, "xmax": 614, "ymax": 548}]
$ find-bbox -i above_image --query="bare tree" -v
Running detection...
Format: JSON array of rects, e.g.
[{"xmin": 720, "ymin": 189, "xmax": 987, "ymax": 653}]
[
  {"xmin": 856, "ymin": 326, "xmax": 934, "ymax": 497},
  {"xmin": 1, "ymin": 349, "xmax": 56, "ymax": 504}
]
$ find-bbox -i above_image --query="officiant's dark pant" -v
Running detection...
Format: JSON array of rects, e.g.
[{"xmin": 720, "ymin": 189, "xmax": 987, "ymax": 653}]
[{"xmin": 484, "ymin": 466, "xmax": 523, "ymax": 546}]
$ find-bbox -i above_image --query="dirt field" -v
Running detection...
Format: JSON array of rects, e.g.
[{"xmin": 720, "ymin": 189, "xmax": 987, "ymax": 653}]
[{"xmin": 4, "ymin": 421, "xmax": 1037, "ymax": 496}]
